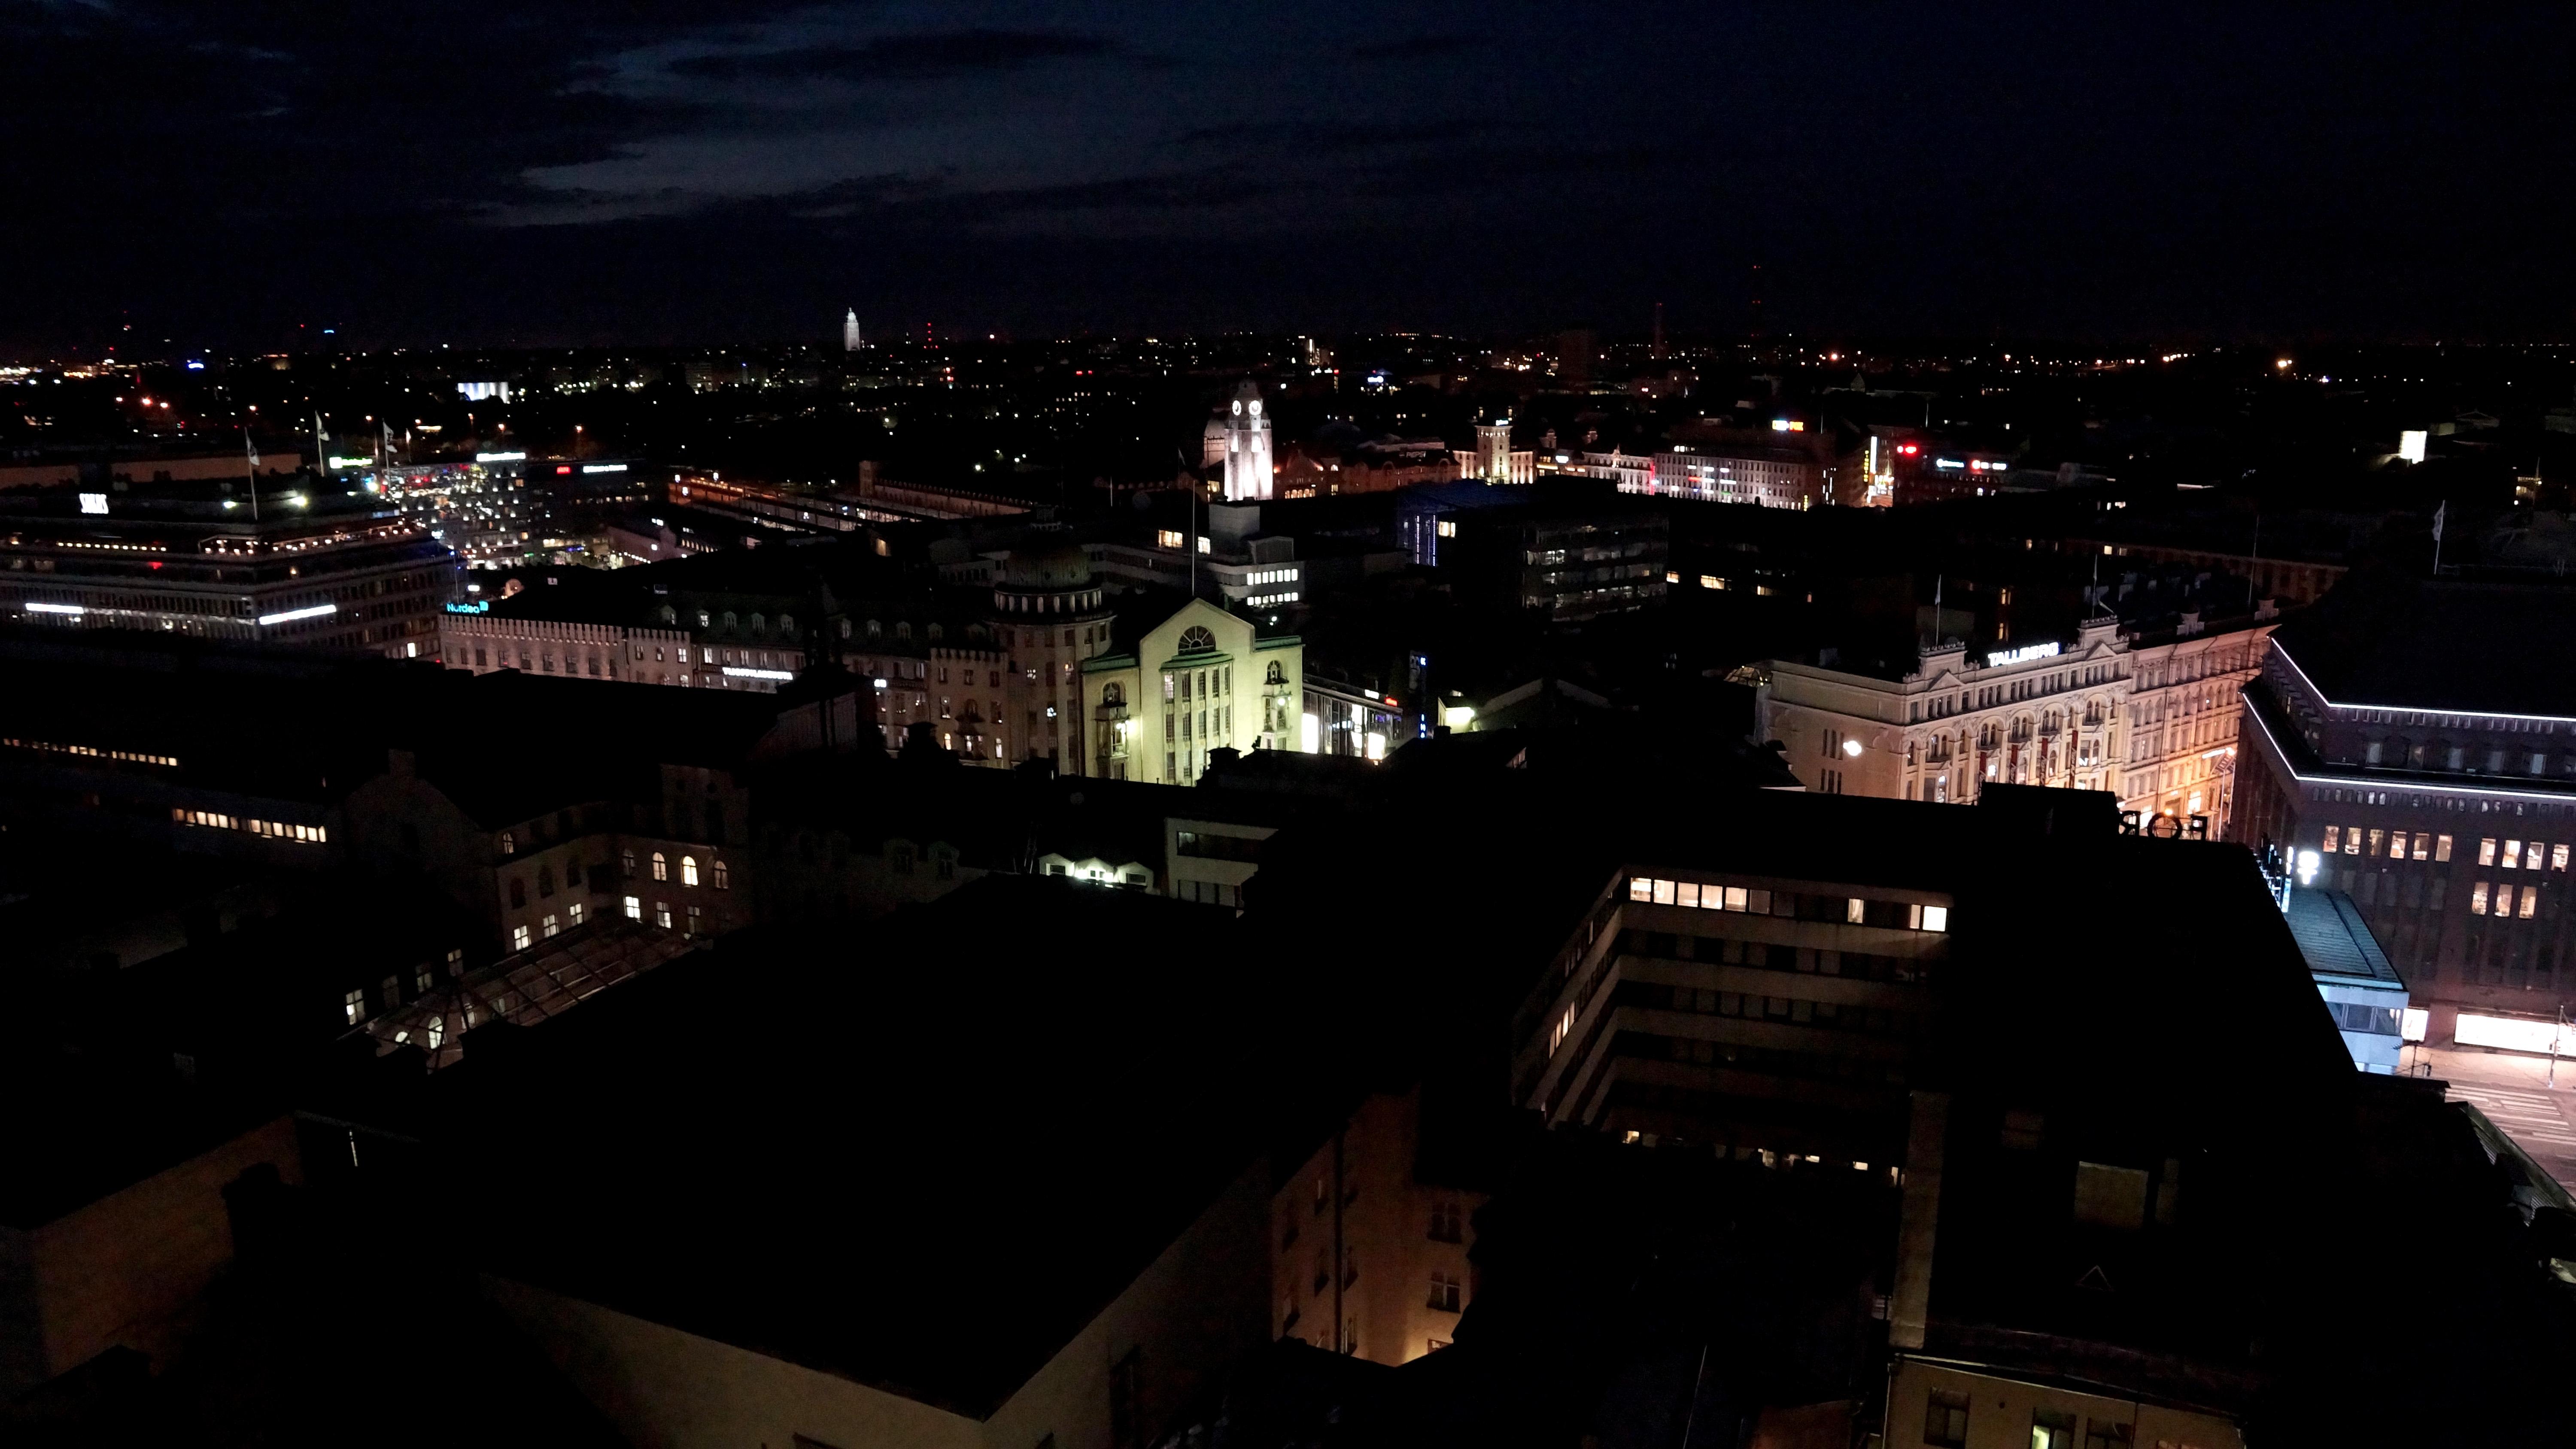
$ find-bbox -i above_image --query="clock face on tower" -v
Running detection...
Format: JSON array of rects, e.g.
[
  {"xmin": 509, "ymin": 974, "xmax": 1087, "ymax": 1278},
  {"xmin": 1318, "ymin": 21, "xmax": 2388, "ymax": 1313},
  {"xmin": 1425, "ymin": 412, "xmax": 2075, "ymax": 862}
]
[
  {"xmin": 1231, "ymin": 400, "xmax": 1242, "ymax": 414},
  {"xmin": 1248, "ymin": 401, "xmax": 1262, "ymax": 417}
]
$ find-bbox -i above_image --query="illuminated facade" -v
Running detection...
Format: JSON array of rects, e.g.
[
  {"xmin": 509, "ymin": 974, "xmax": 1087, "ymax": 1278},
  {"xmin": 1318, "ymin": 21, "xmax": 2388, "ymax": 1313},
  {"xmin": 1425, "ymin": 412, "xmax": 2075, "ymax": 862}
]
[
  {"xmin": 1080, "ymin": 598, "xmax": 1302, "ymax": 784},
  {"xmin": 1220, "ymin": 381, "xmax": 1273, "ymax": 502},
  {"xmin": 1760, "ymin": 621, "xmax": 2131, "ymax": 804},
  {"xmin": 1453, "ymin": 418, "xmax": 1534, "ymax": 484},
  {"xmin": 938, "ymin": 536, "xmax": 1116, "ymax": 769},
  {"xmin": 1271, "ymin": 1088, "xmax": 1485, "ymax": 1366},
  {"xmin": 1759, "ymin": 613, "xmax": 2272, "ymax": 833},
  {"xmin": 2234, "ymin": 594, "xmax": 2576, "ymax": 1047}
]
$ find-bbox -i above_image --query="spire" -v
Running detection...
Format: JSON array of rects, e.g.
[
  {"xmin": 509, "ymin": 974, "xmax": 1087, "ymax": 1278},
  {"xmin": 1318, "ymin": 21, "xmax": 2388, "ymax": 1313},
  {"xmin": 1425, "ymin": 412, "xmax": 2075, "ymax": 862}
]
[{"xmin": 842, "ymin": 309, "xmax": 863, "ymax": 352}]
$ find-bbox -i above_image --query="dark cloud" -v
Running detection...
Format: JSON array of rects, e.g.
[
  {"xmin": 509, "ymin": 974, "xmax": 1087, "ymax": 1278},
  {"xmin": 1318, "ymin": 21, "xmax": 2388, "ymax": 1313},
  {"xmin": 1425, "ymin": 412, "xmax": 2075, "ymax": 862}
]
[
  {"xmin": 669, "ymin": 29, "xmax": 1113, "ymax": 82},
  {"xmin": 1349, "ymin": 33, "xmax": 1478, "ymax": 61},
  {"xmin": 2, "ymin": 3, "xmax": 2575, "ymax": 352}
]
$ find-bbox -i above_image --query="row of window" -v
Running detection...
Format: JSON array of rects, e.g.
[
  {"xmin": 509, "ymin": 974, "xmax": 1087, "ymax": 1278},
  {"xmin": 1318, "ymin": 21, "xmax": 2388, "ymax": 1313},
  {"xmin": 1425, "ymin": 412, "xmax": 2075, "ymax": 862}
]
[
  {"xmin": 507, "ymin": 851, "xmax": 728, "ymax": 907},
  {"xmin": 173, "ymin": 808, "xmax": 328, "ymax": 843},
  {"xmin": 2321, "ymin": 826, "xmax": 2575, "ymax": 872},
  {"xmin": 1, "ymin": 737, "xmax": 179, "ymax": 767},
  {"xmin": 1927, "ymin": 1394, "xmax": 2133, "ymax": 1449},
  {"xmin": 343, "ymin": 947, "xmax": 466, "ymax": 1024},
  {"xmin": 1628, "ymin": 876, "xmax": 1949, "ymax": 933},
  {"xmin": 2472, "ymin": 882, "xmax": 2544, "ymax": 918},
  {"xmin": 1633, "ymin": 980, "xmax": 1918, "ymax": 1036},
  {"xmin": 1613, "ymin": 1031, "xmax": 1910, "ymax": 1087}
]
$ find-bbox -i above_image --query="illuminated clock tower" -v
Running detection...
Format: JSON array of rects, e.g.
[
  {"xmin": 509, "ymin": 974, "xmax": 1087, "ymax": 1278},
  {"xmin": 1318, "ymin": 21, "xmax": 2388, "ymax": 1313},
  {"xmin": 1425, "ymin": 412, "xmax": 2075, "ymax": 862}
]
[{"xmin": 1221, "ymin": 380, "xmax": 1272, "ymax": 501}]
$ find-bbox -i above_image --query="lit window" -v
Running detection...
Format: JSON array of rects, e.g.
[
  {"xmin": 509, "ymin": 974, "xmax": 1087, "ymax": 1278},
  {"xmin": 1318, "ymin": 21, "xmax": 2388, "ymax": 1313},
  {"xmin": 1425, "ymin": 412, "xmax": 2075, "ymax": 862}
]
[
  {"xmin": 542, "ymin": 912, "xmax": 559, "ymax": 939},
  {"xmin": 1549, "ymin": 1006, "xmax": 1574, "ymax": 1054},
  {"xmin": 681, "ymin": 855, "xmax": 699, "ymax": 887},
  {"xmin": 1677, "ymin": 881, "xmax": 1700, "ymax": 908},
  {"xmin": 655, "ymin": 901, "xmax": 672, "ymax": 929},
  {"xmin": 1436, "ymin": 519, "xmax": 1457, "ymax": 538},
  {"xmin": 621, "ymin": 848, "xmax": 636, "ymax": 877},
  {"xmin": 2557, "ymin": 844, "xmax": 2570, "ymax": 873},
  {"xmin": 1629, "ymin": 876, "xmax": 1652, "ymax": 901},
  {"xmin": 2523, "ymin": 888, "xmax": 2541, "ymax": 920},
  {"xmin": 1846, "ymin": 897, "xmax": 1865, "ymax": 924},
  {"xmin": 2473, "ymin": 882, "xmax": 2491, "ymax": 915},
  {"xmin": 568, "ymin": 901, "xmax": 584, "ymax": 926},
  {"xmin": 2436, "ymin": 834, "xmax": 2454, "ymax": 862},
  {"xmin": 2506, "ymin": 840, "xmax": 2524, "ymax": 870},
  {"xmin": 686, "ymin": 903, "xmax": 703, "ymax": 936},
  {"xmin": 2411, "ymin": 832, "xmax": 2430, "ymax": 861},
  {"xmin": 1652, "ymin": 878, "xmax": 1675, "ymax": 905},
  {"xmin": 623, "ymin": 894, "xmax": 641, "ymax": 921},
  {"xmin": 343, "ymin": 989, "xmax": 365, "ymax": 1025},
  {"xmin": 1724, "ymin": 885, "xmax": 1748, "ymax": 911},
  {"xmin": 511, "ymin": 924, "xmax": 531, "ymax": 952},
  {"xmin": 652, "ymin": 851, "xmax": 668, "ymax": 881},
  {"xmin": 1915, "ymin": 904, "xmax": 1950, "ymax": 932},
  {"xmin": 500, "ymin": 830, "xmax": 516, "ymax": 855},
  {"xmin": 2480, "ymin": 837, "xmax": 2498, "ymax": 866},
  {"xmin": 712, "ymin": 858, "xmax": 730, "ymax": 889}
]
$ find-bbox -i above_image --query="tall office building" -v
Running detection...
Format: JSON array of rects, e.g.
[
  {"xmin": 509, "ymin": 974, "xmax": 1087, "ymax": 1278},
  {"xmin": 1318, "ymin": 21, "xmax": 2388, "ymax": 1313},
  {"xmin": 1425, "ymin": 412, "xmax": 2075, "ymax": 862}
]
[
  {"xmin": 1221, "ymin": 381, "xmax": 1272, "ymax": 502},
  {"xmin": 842, "ymin": 309, "xmax": 863, "ymax": 352}
]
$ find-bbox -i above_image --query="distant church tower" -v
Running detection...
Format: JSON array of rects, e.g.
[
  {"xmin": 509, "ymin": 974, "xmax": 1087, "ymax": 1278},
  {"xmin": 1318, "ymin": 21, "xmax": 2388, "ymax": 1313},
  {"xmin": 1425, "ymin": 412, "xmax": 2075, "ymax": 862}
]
[
  {"xmin": 1222, "ymin": 380, "xmax": 1272, "ymax": 502},
  {"xmin": 842, "ymin": 309, "xmax": 863, "ymax": 352}
]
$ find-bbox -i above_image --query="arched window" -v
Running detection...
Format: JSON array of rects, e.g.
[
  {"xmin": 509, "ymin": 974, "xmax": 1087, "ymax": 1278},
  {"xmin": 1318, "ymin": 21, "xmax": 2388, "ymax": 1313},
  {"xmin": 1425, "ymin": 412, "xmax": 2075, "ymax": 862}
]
[
  {"xmin": 1179, "ymin": 625, "xmax": 1216, "ymax": 654},
  {"xmin": 1102, "ymin": 682, "xmax": 1125, "ymax": 707},
  {"xmin": 621, "ymin": 848, "xmax": 636, "ymax": 878},
  {"xmin": 837, "ymin": 618, "xmax": 851, "ymax": 639},
  {"xmin": 895, "ymin": 621, "xmax": 912, "ymax": 641},
  {"xmin": 499, "ymin": 830, "xmax": 516, "ymax": 855},
  {"xmin": 658, "ymin": 604, "xmax": 676, "ymax": 624},
  {"xmin": 1264, "ymin": 662, "xmax": 1285, "ymax": 686},
  {"xmin": 927, "ymin": 623, "xmax": 943, "ymax": 642},
  {"xmin": 721, "ymin": 611, "xmax": 738, "ymax": 633},
  {"xmin": 509, "ymin": 877, "xmax": 526, "ymax": 908},
  {"xmin": 697, "ymin": 610, "xmax": 711, "ymax": 628},
  {"xmin": 779, "ymin": 613, "xmax": 796, "ymax": 637},
  {"xmin": 867, "ymin": 618, "xmax": 884, "ymax": 639},
  {"xmin": 711, "ymin": 858, "xmax": 730, "ymax": 890},
  {"xmin": 537, "ymin": 864, "xmax": 555, "ymax": 897},
  {"xmin": 651, "ymin": 850, "xmax": 668, "ymax": 882},
  {"xmin": 681, "ymin": 855, "xmax": 699, "ymax": 887}
]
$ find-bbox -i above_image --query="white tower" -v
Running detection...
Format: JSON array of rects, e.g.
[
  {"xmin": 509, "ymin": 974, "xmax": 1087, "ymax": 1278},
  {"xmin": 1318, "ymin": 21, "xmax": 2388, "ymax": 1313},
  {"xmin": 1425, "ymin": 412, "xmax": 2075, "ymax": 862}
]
[
  {"xmin": 842, "ymin": 309, "xmax": 863, "ymax": 352},
  {"xmin": 1221, "ymin": 380, "xmax": 1272, "ymax": 502}
]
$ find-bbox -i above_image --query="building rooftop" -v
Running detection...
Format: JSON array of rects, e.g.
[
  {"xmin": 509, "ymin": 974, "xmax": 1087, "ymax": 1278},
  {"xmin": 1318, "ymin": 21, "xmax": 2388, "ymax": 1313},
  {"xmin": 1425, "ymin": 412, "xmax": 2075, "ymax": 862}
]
[
  {"xmin": 377, "ymin": 876, "xmax": 1300, "ymax": 1417},
  {"xmin": 2269, "ymin": 574, "xmax": 2576, "ymax": 718},
  {"xmin": 2284, "ymin": 887, "xmax": 2404, "ymax": 988}
]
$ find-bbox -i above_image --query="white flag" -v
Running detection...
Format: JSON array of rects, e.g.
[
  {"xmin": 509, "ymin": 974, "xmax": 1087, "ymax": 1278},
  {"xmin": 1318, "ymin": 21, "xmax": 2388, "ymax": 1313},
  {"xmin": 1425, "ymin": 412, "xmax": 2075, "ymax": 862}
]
[{"xmin": 2433, "ymin": 501, "xmax": 2445, "ymax": 542}]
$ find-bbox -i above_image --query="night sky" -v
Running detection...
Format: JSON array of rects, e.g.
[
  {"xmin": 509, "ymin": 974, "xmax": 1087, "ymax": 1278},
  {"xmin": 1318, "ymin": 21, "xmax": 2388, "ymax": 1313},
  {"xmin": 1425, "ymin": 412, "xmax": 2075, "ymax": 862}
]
[{"xmin": 7, "ymin": 2, "xmax": 2575, "ymax": 354}]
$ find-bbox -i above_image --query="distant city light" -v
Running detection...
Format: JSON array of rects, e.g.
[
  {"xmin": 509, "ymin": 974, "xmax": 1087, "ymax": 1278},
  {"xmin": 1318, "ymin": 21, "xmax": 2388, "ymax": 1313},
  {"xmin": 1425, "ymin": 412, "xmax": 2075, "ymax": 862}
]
[
  {"xmin": 77, "ymin": 492, "xmax": 107, "ymax": 515},
  {"xmin": 24, "ymin": 602, "xmax": 84, "ymax": 615},
  {"xmin": 723, "ymin": 666, "xmax": 796, "ymax": 682},
  {"xmin": 581, "ymin": 463, "xmax": 629, "ymax": 474},
  {"xmin": 257, "ymin": 603, "xmax": 337, "ymax": 626},
  {"xmin": 474, "ymin": 451, "xmax": 527, "ymax": 463}
]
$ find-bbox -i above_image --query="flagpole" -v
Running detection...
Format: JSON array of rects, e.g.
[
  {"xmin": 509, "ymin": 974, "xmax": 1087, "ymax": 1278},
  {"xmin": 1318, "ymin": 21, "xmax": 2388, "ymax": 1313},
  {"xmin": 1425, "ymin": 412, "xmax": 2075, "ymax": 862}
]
[
  {"xmin": 2432, "ymin": 500, "xmax": 2446, "ymax": 576},
  {"xmin": 243, "ymin": 424, "xmax": 260, "ymax": 522}
]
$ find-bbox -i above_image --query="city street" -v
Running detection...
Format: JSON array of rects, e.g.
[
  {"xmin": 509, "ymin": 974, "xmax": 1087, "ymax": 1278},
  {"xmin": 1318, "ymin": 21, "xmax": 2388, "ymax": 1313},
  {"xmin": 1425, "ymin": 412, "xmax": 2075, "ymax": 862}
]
[{"xmin": 2417, "ymin": 1044, "xmax": 2576, "ymax": 1191}]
